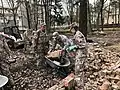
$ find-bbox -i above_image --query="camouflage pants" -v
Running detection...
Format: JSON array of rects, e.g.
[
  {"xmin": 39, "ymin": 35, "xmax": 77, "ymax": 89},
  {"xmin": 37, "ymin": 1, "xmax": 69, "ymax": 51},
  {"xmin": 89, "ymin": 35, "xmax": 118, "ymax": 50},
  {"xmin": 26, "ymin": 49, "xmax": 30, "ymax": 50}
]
[
  {"xmin": 36, "ymin": 42, "xmax": 46, "ymax": 66},
  {"xmin": 75, "ymin": 47, "xmax": 87, "ymax": 90}
]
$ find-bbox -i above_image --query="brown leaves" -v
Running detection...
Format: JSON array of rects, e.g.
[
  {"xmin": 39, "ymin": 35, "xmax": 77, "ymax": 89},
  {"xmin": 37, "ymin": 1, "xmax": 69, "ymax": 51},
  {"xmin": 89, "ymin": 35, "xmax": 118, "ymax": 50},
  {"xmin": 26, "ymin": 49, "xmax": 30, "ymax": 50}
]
[
  {"xmin": 85, "ymin": 44, "xmax": 120, "ymax": 90},
  {"xmin": 98, "ymin": 80, "xmax": 111, "ymax": 90}
]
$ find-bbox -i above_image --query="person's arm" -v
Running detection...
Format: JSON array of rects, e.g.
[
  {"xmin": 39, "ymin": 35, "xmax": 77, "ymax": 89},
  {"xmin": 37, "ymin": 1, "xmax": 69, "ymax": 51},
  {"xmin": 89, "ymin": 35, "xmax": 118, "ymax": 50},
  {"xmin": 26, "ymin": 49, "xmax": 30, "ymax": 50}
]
[
  {"xmin": 48, "ymin": 38, "xmax": 57, "ymax": 54},
  {"xmin": 62, "ymin": 38, "xmax": 70, "ymax": 50}
]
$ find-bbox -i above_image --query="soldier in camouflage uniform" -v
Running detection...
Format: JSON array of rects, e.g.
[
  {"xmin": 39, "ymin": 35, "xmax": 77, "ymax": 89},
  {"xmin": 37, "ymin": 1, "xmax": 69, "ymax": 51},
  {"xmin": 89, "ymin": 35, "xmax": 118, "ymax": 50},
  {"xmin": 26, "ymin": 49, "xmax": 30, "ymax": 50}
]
[
  {"xmin": 0, "ymin": 35, "xmax": 14, "ymax": 89},
  {"xmin": 47, "ymin": 32, "xmax": 74, "ymax": 64},
  {"xmin": 48, "ymin": 32, "xmax": 73, "ymax": 53},
  {"xmin": 70, "ymin": 23, "xmax": 87, "ymax": 90},
  {"xmin": 34, "ymin": 25, "xmax": 49, "ymax": 66},
  {"xmin": 23, "ymin": 29, "xmax": 33, "ymax": 52}
]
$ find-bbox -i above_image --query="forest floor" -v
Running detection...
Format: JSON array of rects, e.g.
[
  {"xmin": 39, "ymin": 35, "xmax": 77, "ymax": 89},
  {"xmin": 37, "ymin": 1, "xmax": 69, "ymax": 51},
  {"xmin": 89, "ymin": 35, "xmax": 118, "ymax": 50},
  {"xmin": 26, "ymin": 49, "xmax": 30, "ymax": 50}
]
[
  {"xmin": 8, "ymin": 30, "xmax": 120, "ymax": 90},
  {"xmin": 85, "ymin": 30, "xmax": 120, "ymax": 89},
  {"xmin": 10, "ymin": 50, "xmax": 69, "ymax": 90}
]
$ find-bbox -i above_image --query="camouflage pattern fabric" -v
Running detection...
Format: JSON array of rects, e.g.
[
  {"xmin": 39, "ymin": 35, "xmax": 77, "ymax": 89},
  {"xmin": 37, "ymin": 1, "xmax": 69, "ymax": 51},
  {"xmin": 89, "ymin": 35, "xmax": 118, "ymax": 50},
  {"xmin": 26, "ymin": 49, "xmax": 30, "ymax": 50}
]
[
  {"xmin": 74, "ymin": 31, "xmax": 87, "ymax": 90},
  {"xmin": 35, "ymin": 31, "xmax": 49, "ymax": 66},
  {"xmin": 49, "ymin": 35, "xmax": 73, "ymax": 53},
  {"xmin": 74, "ymin": 31, "xmax": 86, "ymax": 45}
]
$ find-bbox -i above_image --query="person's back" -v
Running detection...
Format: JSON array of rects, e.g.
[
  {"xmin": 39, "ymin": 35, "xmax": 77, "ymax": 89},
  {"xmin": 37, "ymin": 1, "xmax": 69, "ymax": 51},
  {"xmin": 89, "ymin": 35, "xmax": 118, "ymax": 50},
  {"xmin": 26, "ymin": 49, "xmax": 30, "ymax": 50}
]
[
  {"xmin": 59, "ymin": 35, "xmax": 68, "ymax": 45},
  {"xmin": 48, "ymin": 32, "xmax": 73, "ymax": 53},
  {"xmin": 70, "ymin": 23, "xmax": 86, "ymax": 45},
  {"xmin": 59, "ymin": 35, "xmax": 73, "ymax": 49},
  {"xmin": 74, "ymin": 30, "xmax": 86, "ymax": 45}
]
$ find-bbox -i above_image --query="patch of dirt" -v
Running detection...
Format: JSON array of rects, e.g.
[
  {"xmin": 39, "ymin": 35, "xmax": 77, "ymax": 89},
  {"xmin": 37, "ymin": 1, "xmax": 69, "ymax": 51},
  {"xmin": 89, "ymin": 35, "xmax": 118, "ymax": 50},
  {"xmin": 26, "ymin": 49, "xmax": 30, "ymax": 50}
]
[
  {"xmin": 104, "ymin": 43, "xmax": 120, "ymax": 52},
  {"xmin": 89, "ymin": 31, "xmax": 120, "ymax": 48}
]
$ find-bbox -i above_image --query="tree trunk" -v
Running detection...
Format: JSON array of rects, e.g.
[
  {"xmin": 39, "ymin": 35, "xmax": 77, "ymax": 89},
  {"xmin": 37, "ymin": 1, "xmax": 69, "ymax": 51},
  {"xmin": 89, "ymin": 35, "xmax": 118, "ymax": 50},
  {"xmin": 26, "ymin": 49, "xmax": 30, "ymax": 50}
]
[
  {"xmin": 70, "ymin": 0, "xmax": 73, "ymax": 24},
  {"xmin": 1, "ymin": 0, "xmax": 6, "ymax": 26},
  {"xmin": 118, "ymin": 0, "xmax": 120, "ymax": 24},
  {"xmin": 107, "ymin": 4, "xmax": 110, "ymax": 24},
  {"xmin": 11, "ymin": 0, "xmax": 16, "ymax": 26},
  {"xmin": 76, "ymin": 5, "xmax": 79, "ymax": 23},
  {"xmin": 41, "ymin": 1, "xmax": 44, "ymax": 23},
  {"xmin": 100, "ymin": 0, "xmax": 104, "ymax": 31},
  {"xmin": 88, "ymin": 1, "xmax": 92, "ymax": 33},
  {"xmin": 113, "ymin": 6, "xmax": 116, "ymax": 24},
  {"xmin": 79, "ymin": 0, "xmax": 87, "ymax": 39},
  {"xmin": 77, "ymin": 1, "xmax": 87, "ymax": 89},
  {"xmin": 91, "ymin": 9, "xmax": 94, "ymax": 25},
  {"xmin": 44, "ymin": 0, "xmax": 50, "ymax": 33},
  {"xmin": 49, "ymin": 0, "xmax": 52, "ymax": 29},
  {"xmin": 36, "ymin": 1, "xmax": 39, "ymax": 30},
  {"xmin": 25, "ymin": 1, "xmax": 31, "ymax": 29},
  {"xmin": 13, "ymin": 10, "xmax": 16, "ymax": 26},
  {"xmin": 94, "ymin": 0, "xmax": 96, "ymax": 29},
  {"xmin": 96, "ymin": 12, "xmax": 100, "ymax": 31},
  {"xmin": 115, "ymin": 4, "xmax": 117, "ymax": 24},
  {"xmin": 33, "ymin": 0, "xmax": 38, "ymax": 30}
]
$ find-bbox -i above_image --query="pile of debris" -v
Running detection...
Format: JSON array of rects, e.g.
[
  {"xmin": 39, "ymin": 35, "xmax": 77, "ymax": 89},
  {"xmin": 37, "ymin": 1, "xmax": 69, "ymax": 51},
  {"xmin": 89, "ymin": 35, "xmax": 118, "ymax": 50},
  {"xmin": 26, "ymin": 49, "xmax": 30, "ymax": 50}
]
[
  {"xmin": 7, "ymin": 49, "xmax": 59, "ymax": 90},
  {"xmin": 85, "ymin": 43, "xmax": 120, "ymax": 90},
  {"xmin": 9, "ymin": 49, "xmax": 74, "ymax": 90},
  {"xmin": 12, "ymin": 65, "xmax": 62, "ymax": 90}
]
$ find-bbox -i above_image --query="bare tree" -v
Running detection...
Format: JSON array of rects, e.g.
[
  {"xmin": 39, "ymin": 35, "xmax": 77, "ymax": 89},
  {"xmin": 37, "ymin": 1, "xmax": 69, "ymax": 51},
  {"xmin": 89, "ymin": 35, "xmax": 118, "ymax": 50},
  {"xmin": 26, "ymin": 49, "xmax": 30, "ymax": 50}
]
[
  {"xmin": 24, "ymin": 0, "xmax": 31, "ymax": 29},
  {"xmin": 43, "ymin": 0, "xmax": 51, "ymax": 33},
  {"xmin": 107, "ymin": 3, "xmax": 111, "ymax": 24},
  {"xmin": 114, "ymin": 2, "xmax": 117, "ymax": 24},
  {"xmin": 69, "ymin": 0, "xmax": 73, "ymax": 24},
  {"xmin": 95, "ymin": 0, "xmax": 101, "ymax": 31},
  {"xmin": 100, "ymin": 0, "xmax": 104, "ymax": 31},
  {"xmin": 33, "ymin": 0, "xmax": 39, "ymax": 30},
  {"xmin": 118, "ymin": 0, "xmax": 120, "ymax": 24},
  {"xmin": 6, "ymin": 0, "xmax": 20, "ymax": 26},
  {"xmin": 1, "ymin": 0, "xmax": 6, "ymax": 26},
  {"xmin": 75, "ymin": 5, "xmax": 79, "ymax": 23},
  {"xmin": 88, "ymin": 1, "xmax": 93, "ymax": 33},
  {"xmin": 79, "ymin": 0, "xmax": 87, "ymax": 38}
]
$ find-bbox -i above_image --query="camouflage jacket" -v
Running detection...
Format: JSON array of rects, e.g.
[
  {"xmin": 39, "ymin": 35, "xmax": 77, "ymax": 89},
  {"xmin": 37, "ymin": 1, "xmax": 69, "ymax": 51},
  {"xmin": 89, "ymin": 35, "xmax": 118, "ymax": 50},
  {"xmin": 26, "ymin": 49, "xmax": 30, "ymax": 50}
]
[
  {"xmin": 74, "ymin": 31, "xmax": 87, "ymax": 89},
  {"xmin": 73, "ymin": 31, "xmax": 86, "ymax": 46},
  {"xmin": 49, "ymin": 35, "xmax": 73, "ymax": 52}
]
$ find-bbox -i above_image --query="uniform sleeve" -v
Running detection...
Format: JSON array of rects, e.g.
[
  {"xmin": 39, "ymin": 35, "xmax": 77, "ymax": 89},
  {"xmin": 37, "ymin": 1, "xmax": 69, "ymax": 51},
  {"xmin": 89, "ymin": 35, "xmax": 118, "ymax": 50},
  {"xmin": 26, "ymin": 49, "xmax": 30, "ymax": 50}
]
[
  {"xmin": 62, "ymin": 36, "xmax": 71, "ymax": 50},
  {"xmin": 48, "ymin": 38, "xmax": 57, "ymax": 53}
]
